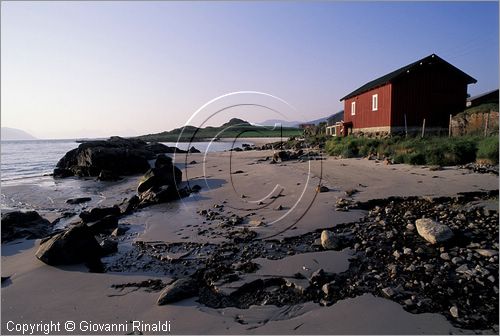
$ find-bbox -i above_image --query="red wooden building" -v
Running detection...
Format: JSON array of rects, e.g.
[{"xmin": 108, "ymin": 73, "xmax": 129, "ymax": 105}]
[{"xmin": 338, "ymin": 54, "xmax": 477, "ymax": 136}]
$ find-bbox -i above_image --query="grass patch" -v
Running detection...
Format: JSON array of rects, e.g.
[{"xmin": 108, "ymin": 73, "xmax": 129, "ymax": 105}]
[
  {"xmin": 477, "ymin": 136, "xmax": 499, "ymax": 164},
  {"xmin": 326, "ymin": 135, "xmax": 498, "ymax": 166}
]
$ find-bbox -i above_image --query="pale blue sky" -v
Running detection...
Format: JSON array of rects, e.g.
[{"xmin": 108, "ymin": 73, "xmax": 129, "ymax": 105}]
[{"xmin": 1, "ymin": 1, "xmax": 498, "ymax": 139}]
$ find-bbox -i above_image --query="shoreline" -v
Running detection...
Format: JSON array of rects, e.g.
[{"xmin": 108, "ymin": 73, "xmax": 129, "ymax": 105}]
[{"xmin": 1, "ymin": 150, "xmax": 499, "ymax": 334}]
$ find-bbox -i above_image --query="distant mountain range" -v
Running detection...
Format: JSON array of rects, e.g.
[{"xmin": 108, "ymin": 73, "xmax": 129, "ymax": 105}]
[
  {"xmin": 259, "ymin": 111, "xmax": 343, "ymax": 127},
  {"xmin": 1, "ymin": 127, "xmax": 37, "ymax": 141}
]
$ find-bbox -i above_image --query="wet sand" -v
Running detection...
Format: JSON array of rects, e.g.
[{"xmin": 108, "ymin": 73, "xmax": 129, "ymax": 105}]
[{"xmin": 1, "ymin": 148, "xmax": 498, "ymax": 334}]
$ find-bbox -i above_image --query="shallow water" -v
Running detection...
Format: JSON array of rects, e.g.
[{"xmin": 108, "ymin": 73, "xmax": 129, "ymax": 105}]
[{"xmin": 0, "ymin": 139, "xmax": 251, "ymax": 183}]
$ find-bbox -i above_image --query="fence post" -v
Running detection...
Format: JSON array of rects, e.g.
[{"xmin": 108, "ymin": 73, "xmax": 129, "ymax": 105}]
[
  {"xmin": 484, "ymin": 110, "xmax": 490, "ymax": 136},
  {"xmin": 421, "ymin": 118, "xmax": 426, "ymax": 138},
  {"xmin": 404, "ymin": 114, "xmax": 408, "ymax": 138},
  {"xmin": 449, "ymin": 114, "xmax": 452, "ymax": 137}
]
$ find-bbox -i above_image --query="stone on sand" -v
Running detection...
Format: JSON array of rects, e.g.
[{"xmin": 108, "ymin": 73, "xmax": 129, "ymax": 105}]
[
  {"xmin": 35, "ymin": 223, "xmax": 102, "ymax": 266},
  {"xmin": 157, "ymin": 278, "xmax": 198, "ymax": 305},
  {"xmin": 415, "ymin": 218, "xmax": 453, "ymax": 244},
  {"xmin": 320, "ymin": 230, "xmax": 339, "ymax": 250}
]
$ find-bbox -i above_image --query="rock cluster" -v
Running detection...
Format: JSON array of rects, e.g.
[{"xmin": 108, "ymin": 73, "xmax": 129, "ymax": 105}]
[
  {"xmin": 136, "ymin": 154, "xmax": 185, "ymax": 206},
  {"xmin": 35, "ymin": 223, "xmax": 104, "ymax": 270},
  {"xmin": 105, "ymin": 192, "xmax": 498, "ymax": 331},
  {"xmin": 53, "ymin": 136, "xmax": 197, "ymax": 178},
  {"xmin": 458, "ymin": 163, "xmax": 499, "ymax": 175},
  {"xmin": 2, "ymin": 211, "xmax": 51, "ymax": 242}
]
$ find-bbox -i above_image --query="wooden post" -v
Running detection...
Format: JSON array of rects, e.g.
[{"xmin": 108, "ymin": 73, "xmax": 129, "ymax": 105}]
[
  {"xmin": 484, "ymin": 110, "xmax": 490, "ymax": 136},
  {"xmin": 421, "ymin": 118, "xmax": 426, "ymax": 138},
  {"xmin": 448, "ymin": 114, "xmax": 452, "ymax": 137},
  {"xmin": 404, "ymin": 114, "xmax": 408, "ymax": 138},
  {"xmin": 280, "ymin": 124, "xmax": 283, "ymax": 149}
]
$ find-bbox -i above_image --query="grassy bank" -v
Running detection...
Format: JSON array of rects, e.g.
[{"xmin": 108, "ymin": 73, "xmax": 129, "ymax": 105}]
[
  {"xmin": 325, "ymin": 135, "xmax": 499, "ymax": 165},
  {"xmin": 136, "ymin": 118, "xmax": 302, "ymax": 142}
]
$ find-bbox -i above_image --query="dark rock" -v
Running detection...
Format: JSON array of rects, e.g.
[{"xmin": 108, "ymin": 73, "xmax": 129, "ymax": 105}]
[
  {"xmin": 189, "ymin": 160, "xmax": 197, "ymax": 164},
  {"xmin": 87, "ymin": 215, "xmax": 118, "ymax": 234},
  {"xmin": 35, "ymin": 223, "xmax": 103, "ymax": 266},
  {"xmin": 188, "ymin": 146, "xmax": 201, "ymax": 153},
  {"xmin": 139, "ymin": 185, "xmax": 180, "ymax": 205},
  {"xmin": 317, "ymin": 185, "xmax": 329, "ymax": 193},
  {"xmin": 157, "ymin": 278, "xmax": 198, "ymax": 305},
  {"xmin": 111, "ymin": 225, "xmax": 130, "ymax": 237},
  {"xmin": 1, "ymin": 211, "xmax": 52, "ymax": 242},
  {"xmin": 79, "ymin": 206, "xmax": 121, "ymax": 223},
  {"xmin": 154, "ymin": 154, "xmax": 173, "ymax": 168},
  {"xmin": 137, "ymin": 165, "xmax": 182, "ymax": 194},
  {"xmin": 54, "ymin": 137, "xmax": 153, "ymax": 178},
  {"xmin": 66, "ymin": 197, "xmax": 92, "ymax": 205},
  {"xmin": 97, "ymin": 170, "xmax": 120, "ymax": 181},
  {"xmin": 191, "ymin": 185, "xmax": 202, "ymax": 193},
  {"xmin": 53, "ymin": 168, "xmax": 73, "ymax": 178},
  {"xmin": 118, "ymin": 195, "xmax": 140, "ymax": 214},
  {"xmin": 100, "ymin": 238, "xmax": 118, "ymax": 255},
  {"xmin": 310, "ymin": 269, "xmax": 330, "ymax": 285},
  {"xmin": 145, "ymin": 142, "xmax": 183, "ymax": 154},
  {"xmin": 53, "ymin": 137, "xmax": 190, "ymax": 178}
]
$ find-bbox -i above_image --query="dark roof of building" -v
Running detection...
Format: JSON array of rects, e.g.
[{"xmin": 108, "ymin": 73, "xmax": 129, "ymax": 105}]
[
  {"xmin": 467, "ymin": 89, "xmax": 499, "ymax": 102},
  {"xmin": 340, "ymin": 54, "xmax": 477, "ymax": 101}
]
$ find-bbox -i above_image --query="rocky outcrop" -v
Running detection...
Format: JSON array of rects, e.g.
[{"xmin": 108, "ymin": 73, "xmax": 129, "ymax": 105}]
[
  {"xmin": 2, "ymin": 211, "xmax": 51, "ymax": 242},
  {"xmin": 53, "ymin": 137, "xmax": 195, "ymax": 178},
  {"xmin": 35, "ymin": 223, "xmax": 103, "ymax": 266},
  {"xmin": 66, "ymin": 197, "xmax": 92, "ymax": 204},
  {"xmin": 54, "ymin": 137, "xmax": 152, "ymax": 178},
  {"xmin": 137, "ymin": 154, "xmax": 184, "ymax": 206},
  {"xmin": 79, "ymin": 206, "xmax": 121, "ymax": 223}
]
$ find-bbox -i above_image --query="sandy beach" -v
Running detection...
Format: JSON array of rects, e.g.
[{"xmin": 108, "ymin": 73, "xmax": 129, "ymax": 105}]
[{"xmin": 1, "ymin": 146, "xmax": 498, "ymax": 335}]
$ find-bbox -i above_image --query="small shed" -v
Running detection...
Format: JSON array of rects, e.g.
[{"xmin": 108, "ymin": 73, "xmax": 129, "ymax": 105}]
[{"xmin": 340, "ymin": 54, "xmax": 477, "ymax": 136}]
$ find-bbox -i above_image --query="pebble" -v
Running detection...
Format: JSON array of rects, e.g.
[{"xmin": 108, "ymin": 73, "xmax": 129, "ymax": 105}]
[
  {"xmin": 450, "ymin": 306, "xmax": 459, "ymax": 318},
  {"xmin": 475, "ymin": 249, "xmax": 498, "ymax": 257},
  {"xmin": 403, "ymin": 247, "xmax": 412, "ymax": 255},
  {"xmin": 406, "ymin": 224, "xmax": 415, "ymax": 231},
  {"xmin": 440, "ymin": 253, "xmax": 451, "ymax": 261},
  {"xmin": 403, "ymin": 298, "xmax": 414, "ymax": 306},
  {"xmin": 382, "ymin": 287, "xmax": 395, "ymax": 297},
  {"xmin": 393, "ymin": 250, "xmax": 401, "ymax": 259}
]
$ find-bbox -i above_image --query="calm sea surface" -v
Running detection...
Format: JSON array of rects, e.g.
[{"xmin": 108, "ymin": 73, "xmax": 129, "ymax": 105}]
[{"xmin": 1, "ymin": 139, "xmax": 251, "ymax": 183}]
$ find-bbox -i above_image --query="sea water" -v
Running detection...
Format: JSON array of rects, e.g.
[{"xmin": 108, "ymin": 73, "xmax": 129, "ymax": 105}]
[{"xmin": 0, "ymin": 139, "xmax": 251, "ymax": 183}]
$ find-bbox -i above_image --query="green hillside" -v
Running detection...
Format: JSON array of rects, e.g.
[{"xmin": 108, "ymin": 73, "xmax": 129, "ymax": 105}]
[{"xmin": 136, "ymin": 118, "xmax": 302, "ymax": 142}]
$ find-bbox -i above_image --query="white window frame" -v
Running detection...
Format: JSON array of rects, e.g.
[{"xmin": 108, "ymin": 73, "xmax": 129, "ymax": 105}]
[
  {"xmin": 351, "ymin": 101, "xmax": 356, "ymax": 116},
  {"xmin": 372, "ymin": 94, "xmax": 378, "ymax": 111}
]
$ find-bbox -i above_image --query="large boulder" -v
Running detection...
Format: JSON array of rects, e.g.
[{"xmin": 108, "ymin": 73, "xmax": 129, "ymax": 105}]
[
  {"xmin": 53, "ymin": 137, "xmax": 188, "ymax": 178},
  {"xmin": 137, "ymin": 155, "xmax": 182, "ymax": 206},
  {"xmin": 145, "ymin": 142, "xmax": 188, "ymax": 154},
  {"xmin": 2, "ymin": 211, "xmax": 52, "ymax": 242},
  {"xmin": 137, "ymin": 167, "xmax": 182, "ymax": 194},
  {"xmin": 35, "ymin": 223, "xmax": 103, "ymax": 266},
  {"xmin": 415, "ymin": 218, "xmax": 454, "ymax": 244}
]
